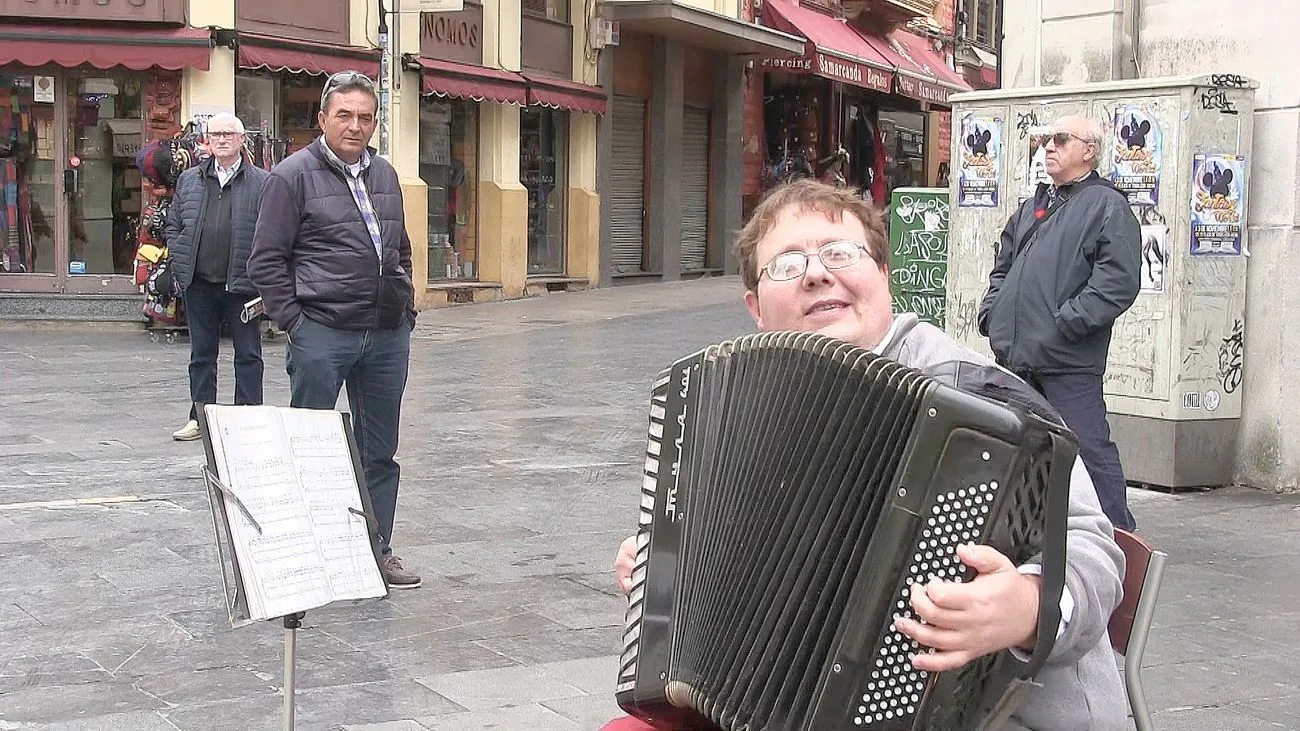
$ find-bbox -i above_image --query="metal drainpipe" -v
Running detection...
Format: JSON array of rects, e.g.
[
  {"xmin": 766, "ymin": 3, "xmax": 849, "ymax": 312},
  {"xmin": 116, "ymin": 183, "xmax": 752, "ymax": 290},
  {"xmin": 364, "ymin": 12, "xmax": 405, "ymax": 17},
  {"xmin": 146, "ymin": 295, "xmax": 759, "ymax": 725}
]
[{"xmin": 1127, "ymin": 0, "xmax": 1143, "ymax": 79}]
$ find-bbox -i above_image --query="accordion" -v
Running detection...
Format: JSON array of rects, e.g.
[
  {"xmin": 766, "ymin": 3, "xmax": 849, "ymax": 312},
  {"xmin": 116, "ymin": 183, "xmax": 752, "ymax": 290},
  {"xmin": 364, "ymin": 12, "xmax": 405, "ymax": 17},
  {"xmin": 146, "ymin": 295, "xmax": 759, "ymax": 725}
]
[{"xmin": 616, "ymin": 332, "xmax": 1076, "ymax": 730}]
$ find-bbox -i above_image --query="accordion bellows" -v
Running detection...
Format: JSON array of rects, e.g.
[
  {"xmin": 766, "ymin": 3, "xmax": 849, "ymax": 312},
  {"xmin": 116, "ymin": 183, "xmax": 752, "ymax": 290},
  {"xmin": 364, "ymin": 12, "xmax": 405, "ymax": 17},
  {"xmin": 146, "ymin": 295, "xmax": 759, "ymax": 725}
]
[{"xmin": 617, "ymin": 332, "xmax": 1075, "ymax": 730}]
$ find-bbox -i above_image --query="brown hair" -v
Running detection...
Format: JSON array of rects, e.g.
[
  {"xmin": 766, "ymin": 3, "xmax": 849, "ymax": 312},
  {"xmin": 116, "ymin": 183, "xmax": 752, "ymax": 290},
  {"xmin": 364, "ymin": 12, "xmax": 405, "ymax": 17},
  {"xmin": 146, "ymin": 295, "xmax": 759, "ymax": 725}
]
[{"xmin": 734, "ymin": 179, "xmax": 889, "ymax": 291}]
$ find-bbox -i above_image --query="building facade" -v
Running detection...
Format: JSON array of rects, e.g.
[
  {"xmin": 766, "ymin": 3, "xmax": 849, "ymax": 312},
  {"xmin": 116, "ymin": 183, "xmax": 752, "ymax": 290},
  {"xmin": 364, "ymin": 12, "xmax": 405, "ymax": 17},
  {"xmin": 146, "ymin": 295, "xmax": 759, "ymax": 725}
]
[
  {"xmin": 0, "ymin": 0, "xmax": 605, "ymax": 318},
  {"xmin": 996, "ymin": 0, "xmax": 1300, "ymax": 490},
  {"xmin": 592, "ymin": 0, "xmax": 802, "ymax": 283}
]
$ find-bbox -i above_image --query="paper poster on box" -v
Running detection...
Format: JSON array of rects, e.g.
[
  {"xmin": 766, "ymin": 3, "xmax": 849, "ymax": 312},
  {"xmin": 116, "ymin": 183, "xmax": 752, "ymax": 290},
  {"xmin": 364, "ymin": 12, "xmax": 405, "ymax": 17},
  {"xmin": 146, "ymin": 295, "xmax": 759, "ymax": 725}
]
[
  {"xmin": 1190, "ymin": 153, "xmax": 1247, "ymax": 256},
  {"xmin": 957, "ymin": 116, "xmax": 1001, "ymax": 208},
  {"xmin": 1111, "ymin": 106, "xmax": 1161, "ymax": 204}
]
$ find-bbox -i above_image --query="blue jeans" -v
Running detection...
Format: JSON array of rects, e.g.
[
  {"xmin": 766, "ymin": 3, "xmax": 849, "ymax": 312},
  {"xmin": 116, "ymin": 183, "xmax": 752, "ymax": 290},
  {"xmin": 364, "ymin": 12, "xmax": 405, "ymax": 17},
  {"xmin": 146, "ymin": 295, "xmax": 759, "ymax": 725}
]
[
  {"xmin": 184, "ymin": 281, "xmax": 264, "ymax": 421},
  {"xmin": 1027, "ymin": 372, "xmax": 1136, "ymax": 531},
  {"xmin": 285, "ymin": 315, "xmax": 411, "ymax": 556}
]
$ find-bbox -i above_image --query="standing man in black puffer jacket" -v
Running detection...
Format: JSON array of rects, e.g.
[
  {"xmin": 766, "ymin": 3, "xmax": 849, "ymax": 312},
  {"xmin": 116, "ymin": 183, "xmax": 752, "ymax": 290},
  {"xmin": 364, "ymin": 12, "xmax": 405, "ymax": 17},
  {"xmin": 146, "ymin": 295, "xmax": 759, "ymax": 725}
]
[
  {"xmin": 979, "ymin": 115, "xmax": 1141, "ymax": 531},
  {"xmin": 166, "ymin": 112, "xmax": 270, "ymax": 443},
  {"xmin": 248, "ymin": 71, "xmax": 421, "ymax": 589}
]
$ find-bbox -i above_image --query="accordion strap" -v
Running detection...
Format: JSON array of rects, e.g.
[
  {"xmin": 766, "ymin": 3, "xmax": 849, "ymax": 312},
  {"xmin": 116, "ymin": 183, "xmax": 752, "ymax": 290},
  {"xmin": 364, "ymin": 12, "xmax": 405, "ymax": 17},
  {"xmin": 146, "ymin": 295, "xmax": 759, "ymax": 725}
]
[{"xmin": 1023, "ymin": 427, "xmax": 1074, "ymax": 675}]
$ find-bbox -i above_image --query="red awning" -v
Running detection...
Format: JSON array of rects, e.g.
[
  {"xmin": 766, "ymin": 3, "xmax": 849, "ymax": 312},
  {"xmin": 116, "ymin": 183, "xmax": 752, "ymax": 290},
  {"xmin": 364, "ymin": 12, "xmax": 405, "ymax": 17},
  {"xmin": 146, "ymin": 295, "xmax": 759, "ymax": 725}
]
[
  {"xmin": 522, "ymin": 73, "xmax": 607, "ymax": 116},
  {"xmin": 859, "ymin": 30, "xmax": 971, "ymax": 106},
  {"xmin": 416, "ymin": 58, "xmax": 528, "ymax": 106},
  {"xmin": 237, "ymin": 33, "xmax": 378, "ymax": 78},
  {"xmin": 0, "ymin": 23, "xmax": 211, "ymax": 71},
  {"xmin": 759, "ymin": 0, "xmax": 894, "ymax": 94},
  {"xmin": 979, "ymin": 64, "xmax": 998, "ymax": 88}
]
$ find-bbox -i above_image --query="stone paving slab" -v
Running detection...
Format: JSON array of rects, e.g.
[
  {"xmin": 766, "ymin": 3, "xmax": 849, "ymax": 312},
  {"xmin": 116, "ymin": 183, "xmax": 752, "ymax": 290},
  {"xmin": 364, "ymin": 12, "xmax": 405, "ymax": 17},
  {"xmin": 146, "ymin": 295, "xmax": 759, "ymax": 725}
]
[{"xmin": 1, "ymin": 278, "xmax": 1298, "ymax": 730}]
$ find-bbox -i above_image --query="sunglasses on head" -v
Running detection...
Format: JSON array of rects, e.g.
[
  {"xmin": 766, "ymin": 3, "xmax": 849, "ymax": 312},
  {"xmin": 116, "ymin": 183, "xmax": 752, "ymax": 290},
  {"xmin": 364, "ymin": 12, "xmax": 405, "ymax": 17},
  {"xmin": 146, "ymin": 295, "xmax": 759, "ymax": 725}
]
[{"xmin": 321, "ymin": 71, "xmax": 376, "ymax": 105}]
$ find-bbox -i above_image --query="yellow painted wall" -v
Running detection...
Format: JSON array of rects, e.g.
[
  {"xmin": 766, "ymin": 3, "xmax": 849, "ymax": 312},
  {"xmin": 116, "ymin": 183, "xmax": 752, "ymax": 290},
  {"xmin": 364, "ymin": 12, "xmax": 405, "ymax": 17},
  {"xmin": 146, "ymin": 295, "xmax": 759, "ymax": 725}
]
[{"xmin": 188, "ymin": 0, "xmax": 233, "ymax": 28}]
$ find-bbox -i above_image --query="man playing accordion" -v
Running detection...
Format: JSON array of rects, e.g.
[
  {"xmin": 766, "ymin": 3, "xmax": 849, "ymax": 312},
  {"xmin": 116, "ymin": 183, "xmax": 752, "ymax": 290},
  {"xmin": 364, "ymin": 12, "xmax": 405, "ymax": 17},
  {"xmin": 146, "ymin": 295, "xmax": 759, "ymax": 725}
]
[{"xmin": 611, "ymin": 179, "xmax": 1128, "ymax": 730}]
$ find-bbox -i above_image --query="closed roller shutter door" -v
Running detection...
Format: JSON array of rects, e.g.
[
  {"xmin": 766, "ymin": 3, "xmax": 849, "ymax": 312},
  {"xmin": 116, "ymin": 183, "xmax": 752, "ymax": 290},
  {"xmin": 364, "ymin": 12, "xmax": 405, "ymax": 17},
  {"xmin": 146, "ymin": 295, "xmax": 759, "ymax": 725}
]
[
  {"xmin": 680, "ymin": 106, "xmax": 711, "ymax": 272},
  {"xmin": 610, "ymin": 95, "xmax": 646, "ymax": 273}
]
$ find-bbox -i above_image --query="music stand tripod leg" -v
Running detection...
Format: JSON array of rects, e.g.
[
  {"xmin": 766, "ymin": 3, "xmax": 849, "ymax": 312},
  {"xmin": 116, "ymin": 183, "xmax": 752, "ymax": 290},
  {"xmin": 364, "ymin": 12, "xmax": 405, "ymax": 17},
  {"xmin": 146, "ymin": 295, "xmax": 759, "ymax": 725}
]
[{"xmin": 283, "ymin": 612, "xmax": 305, "ymax": 730}]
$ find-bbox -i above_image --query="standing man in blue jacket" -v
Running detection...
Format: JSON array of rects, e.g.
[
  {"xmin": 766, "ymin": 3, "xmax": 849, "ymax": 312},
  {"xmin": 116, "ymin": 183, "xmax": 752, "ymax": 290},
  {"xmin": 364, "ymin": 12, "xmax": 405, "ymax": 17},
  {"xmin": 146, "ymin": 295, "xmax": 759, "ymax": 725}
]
[
  {"xmin": 247, "ymin": 71, "xmax": 421, "ymax": 589},
  {"xmin": 166, "ymin": 112, "xmax": 270, "ymax": 442},
  {"xmin": 978, "ymin": 115, "xmax": 1141, "ymax": 530}
]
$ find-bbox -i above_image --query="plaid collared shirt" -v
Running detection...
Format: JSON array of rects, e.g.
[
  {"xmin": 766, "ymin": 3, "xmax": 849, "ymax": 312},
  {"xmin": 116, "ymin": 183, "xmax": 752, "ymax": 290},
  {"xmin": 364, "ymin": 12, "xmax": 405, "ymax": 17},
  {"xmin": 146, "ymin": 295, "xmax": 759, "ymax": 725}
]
[{"xmin": 320, "ymin": 140, "xmax": 383, "ymax": 270}]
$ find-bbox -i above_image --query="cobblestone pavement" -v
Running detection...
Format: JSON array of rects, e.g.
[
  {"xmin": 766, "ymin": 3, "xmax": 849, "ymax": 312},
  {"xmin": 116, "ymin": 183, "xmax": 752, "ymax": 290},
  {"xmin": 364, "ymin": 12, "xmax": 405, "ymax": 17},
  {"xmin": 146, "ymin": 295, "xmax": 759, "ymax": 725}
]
[{"xmin": 1, "ymin": 277, "xmax": 1297, "ymax": 730}]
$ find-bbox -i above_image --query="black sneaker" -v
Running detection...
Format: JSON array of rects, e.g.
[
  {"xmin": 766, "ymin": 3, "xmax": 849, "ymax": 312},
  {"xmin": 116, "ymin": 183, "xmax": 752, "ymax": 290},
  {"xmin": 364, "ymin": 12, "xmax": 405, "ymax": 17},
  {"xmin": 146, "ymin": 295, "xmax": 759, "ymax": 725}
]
[{"xmin": 382, "ymin": 555, "xmax": 421, "ymax": 589}]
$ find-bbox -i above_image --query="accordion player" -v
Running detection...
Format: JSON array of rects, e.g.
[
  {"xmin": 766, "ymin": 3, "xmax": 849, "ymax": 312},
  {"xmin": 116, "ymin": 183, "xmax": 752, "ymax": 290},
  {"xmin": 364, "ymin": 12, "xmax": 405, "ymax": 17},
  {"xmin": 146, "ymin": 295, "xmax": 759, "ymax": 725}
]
[{"xmin": 615, "ymin": 332, "xmax": 1074, "ymax": 730}]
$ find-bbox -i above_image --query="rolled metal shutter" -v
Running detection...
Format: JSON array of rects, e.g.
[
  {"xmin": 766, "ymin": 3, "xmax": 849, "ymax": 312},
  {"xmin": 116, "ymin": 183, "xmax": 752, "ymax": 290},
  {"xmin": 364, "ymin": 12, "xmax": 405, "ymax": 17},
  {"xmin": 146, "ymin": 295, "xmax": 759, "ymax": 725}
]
[
  {"xmin": 610, "ymin": 95, "xmax": 646, "ymax": 273},
  {"xmin": 680, "ymin": 106, "xmax": 711, "ymax": 272}
]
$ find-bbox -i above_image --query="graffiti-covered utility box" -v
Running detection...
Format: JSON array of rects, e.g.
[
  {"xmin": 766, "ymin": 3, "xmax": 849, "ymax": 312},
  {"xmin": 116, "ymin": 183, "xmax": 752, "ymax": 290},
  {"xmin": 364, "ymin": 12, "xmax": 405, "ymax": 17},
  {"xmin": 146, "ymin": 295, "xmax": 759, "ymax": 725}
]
[
  {"xmin": 945, "ymin": 74, "xmax": 1257, "ymax": 489},
  {"xmin": 888, "ymin": 188, "xmax": 948, "ymax": 328}
]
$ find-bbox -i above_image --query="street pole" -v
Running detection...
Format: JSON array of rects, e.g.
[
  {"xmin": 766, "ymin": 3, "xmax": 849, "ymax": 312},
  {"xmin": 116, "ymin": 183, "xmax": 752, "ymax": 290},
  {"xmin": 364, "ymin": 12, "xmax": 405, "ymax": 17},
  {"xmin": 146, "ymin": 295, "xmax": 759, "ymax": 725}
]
[{"xmin": 377, "ymin": 0, "xmax": 391, "ymax": 157}]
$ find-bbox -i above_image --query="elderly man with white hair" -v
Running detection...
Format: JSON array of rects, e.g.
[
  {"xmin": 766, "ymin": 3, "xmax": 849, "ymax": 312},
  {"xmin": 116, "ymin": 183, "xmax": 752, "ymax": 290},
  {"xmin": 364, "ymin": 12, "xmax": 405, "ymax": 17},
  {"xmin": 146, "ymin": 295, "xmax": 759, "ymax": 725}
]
[
  {"xmin": 165, "ymin": 111, "xmax": 272, "ymax": 441},
  {"xmin": 978, "ymin": 114, "xmax": 1142, "ymax": 530}
]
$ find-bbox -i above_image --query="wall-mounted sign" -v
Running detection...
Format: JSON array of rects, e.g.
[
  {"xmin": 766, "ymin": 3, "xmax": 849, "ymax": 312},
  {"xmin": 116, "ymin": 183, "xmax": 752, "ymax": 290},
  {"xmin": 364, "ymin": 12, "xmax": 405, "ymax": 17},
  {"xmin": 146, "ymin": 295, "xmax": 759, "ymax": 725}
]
[
  {"xmin": 759, "ymin": 52, "xmax": 892, "ymax": 94},
  {"xmin": 33, "ymin": 76, "xmax": 54, "ymax": 104},
  {"xmin": 419, "ymin": 2, "xmax": 483, "ymax": 66}
]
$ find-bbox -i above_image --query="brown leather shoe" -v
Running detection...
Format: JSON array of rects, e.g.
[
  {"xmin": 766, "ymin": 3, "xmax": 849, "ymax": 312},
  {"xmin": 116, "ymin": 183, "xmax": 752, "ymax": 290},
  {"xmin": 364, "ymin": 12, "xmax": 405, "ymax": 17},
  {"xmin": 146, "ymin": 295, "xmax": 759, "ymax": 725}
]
[{"xmin": 382, "ymin": 555, "xmax": 422, "ymax": 589}]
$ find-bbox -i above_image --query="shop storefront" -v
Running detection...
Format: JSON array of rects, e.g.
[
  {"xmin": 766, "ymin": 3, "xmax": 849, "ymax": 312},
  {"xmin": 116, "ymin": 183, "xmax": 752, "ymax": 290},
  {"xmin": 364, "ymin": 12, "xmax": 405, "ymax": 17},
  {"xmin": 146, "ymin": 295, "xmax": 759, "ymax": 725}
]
[
  {"xmin": 410, "ymin": 0, "xmax": 603, "ymax": 296},
  {"xmin": 750, "ymin": 0, "xmax": 969, "ymax": 211},
  {"xmin": 0, "ymin": 17, "xmax": 208, "ymax": 295},
  {"xmin": 519, "ymin": 12, "xmax": 604, "ymax": 281},
  {"xmin": 412, "ymin": 1, "xmax": 499, "ymax": 286}
]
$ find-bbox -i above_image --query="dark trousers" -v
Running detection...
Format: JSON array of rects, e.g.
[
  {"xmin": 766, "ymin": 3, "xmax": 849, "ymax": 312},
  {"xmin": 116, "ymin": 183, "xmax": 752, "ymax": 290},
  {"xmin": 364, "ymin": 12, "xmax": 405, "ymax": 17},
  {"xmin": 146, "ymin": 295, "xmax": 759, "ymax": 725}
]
[
  {"xmin": 285, "ymin": 316, "xmax": 411, "ymax": 556},
  {"xmin": 1026, "ymin": 372, "xmax": 1136, "ymax": 531},
  {"xmin": 185, "ymin": 280, "xmax": 264, "ymax": 421}
]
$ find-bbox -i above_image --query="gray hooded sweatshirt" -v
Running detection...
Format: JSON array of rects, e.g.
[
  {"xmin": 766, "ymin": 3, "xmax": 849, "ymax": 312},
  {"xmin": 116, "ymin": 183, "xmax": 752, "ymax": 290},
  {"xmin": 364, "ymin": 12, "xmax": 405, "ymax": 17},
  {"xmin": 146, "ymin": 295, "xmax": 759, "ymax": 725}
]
[{"xmin": 878, "ymin": 313, "xmax": 1129, "ymax": 730}]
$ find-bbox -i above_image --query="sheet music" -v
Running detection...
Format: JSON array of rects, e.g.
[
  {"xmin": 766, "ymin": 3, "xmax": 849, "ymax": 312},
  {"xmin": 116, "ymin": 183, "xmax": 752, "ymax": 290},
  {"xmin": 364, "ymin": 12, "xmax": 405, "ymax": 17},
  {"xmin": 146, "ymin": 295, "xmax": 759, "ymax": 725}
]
[
  {"xmin": 279, "ymin": 409, "xmax": 387, "ymax": 602},
  {"xmin": 205, "ymin": 406, "xmax": 336, "ymax": 620}
]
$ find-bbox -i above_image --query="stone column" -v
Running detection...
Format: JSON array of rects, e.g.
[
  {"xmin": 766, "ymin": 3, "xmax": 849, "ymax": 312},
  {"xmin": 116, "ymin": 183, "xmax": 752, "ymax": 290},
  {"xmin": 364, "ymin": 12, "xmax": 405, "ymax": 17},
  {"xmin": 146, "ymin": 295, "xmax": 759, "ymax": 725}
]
[
  {"xmin": 709, "ymin": 53, "xmax": 745, "ymax": 275},
  {"xmin": 647, "ymin": 37, "xmax": 684, "ymax": 279}
]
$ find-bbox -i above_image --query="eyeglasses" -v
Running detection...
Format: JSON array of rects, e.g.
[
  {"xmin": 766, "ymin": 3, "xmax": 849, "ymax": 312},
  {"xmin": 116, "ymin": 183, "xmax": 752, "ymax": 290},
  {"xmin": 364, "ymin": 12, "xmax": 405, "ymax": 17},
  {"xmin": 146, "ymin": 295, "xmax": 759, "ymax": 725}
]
[
  {"xmin": 207, "ymin": 131, "xmax": 242, "ymax": 140},
  {"xmin": 1047, "ymin": 131, "xmax": 1092, "ymax": 148},
  {"xmin": 322, "ymin": 71, "xmax": 376, "ymax": 106},
  {"xmin": 760, "ymin": 240, "xmax": 874, "ymax": 282}
]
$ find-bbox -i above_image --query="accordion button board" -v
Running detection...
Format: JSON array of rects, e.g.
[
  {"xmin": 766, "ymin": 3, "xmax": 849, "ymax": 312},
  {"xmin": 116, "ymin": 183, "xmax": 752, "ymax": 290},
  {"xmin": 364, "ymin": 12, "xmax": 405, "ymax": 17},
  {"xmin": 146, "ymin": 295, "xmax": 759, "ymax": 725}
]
[{"xmin": 616, "ymin": 332, "xmax": 1075, "ymax": 730}]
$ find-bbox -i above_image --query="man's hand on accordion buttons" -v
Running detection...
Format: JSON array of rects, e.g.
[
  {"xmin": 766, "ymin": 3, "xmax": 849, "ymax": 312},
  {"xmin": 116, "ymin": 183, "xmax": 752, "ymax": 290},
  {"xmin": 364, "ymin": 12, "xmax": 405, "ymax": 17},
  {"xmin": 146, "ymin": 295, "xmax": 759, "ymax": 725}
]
[
  {"xmin": 892, "ymin": 544, "xmax": 1041, "ymax": 672},
  {"xmin": 615, "ymin": 534, "xmax": 637, "ymax": 596}
]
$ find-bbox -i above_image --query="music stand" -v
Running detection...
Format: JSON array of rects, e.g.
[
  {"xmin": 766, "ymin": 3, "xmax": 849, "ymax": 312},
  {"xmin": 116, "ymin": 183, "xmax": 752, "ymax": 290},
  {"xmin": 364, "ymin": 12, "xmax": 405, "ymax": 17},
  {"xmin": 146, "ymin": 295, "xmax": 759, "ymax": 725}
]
[{"xmin": 198, "ymin": 405, "xmax": 388, "ymax": 730}]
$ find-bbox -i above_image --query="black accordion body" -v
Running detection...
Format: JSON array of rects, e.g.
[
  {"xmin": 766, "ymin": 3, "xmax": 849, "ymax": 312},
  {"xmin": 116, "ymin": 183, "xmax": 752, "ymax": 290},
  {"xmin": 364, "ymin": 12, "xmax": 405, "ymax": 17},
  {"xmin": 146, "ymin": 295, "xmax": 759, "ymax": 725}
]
[{"xmin": 616, "ymin": 332, "xmax": 1076, "ymax": 730}]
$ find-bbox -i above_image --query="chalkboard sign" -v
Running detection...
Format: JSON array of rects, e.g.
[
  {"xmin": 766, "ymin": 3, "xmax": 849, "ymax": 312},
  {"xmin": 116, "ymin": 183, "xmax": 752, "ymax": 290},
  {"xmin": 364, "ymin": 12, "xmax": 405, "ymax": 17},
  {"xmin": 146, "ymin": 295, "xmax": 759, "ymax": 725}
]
[{"xmin": 888, "ymin": 187, "xmax": 949, "ymax": 327}]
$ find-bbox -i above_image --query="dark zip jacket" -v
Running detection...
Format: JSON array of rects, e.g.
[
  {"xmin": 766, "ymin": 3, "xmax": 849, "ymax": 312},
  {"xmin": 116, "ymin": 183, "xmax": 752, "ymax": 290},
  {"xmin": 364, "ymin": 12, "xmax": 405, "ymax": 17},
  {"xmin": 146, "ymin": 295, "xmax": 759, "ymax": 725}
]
[
  {"xmin": 978, "ymin": 172, "xmax": 1141, "ymax": 376},
  {"xmin": 163, "ymin": 152, "xmax": 269, "ymax": 295},
  {"xmin": 247, "ymin": 138, "xmax": 414, "ymax": 332}
]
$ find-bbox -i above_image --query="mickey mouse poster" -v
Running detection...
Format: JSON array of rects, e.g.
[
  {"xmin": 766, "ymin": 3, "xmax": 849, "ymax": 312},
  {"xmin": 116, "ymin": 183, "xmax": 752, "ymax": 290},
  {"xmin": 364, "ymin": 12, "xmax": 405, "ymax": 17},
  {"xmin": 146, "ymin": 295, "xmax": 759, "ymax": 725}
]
[
  {"xmin": 1111, "ymin": 106, "xmax": 1162, "ymax": 204},
  {"xmin": 957, "ymin": 115, "xmax": 1001, "ymax": 208},
  {"xmin": 1190, "ymin": 153, "xmax": 1247, "ymax": 256}
]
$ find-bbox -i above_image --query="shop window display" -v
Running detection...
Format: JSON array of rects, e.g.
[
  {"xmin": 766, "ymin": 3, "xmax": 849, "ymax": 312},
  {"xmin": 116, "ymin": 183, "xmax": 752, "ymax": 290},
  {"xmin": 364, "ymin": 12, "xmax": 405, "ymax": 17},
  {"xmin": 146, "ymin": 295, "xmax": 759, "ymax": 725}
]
[
  {"xmin": 521, "ymin": 107, "xmax": 567, "ymax": 276},
  {"xmin": 67, "ymin": 73, "xmax": 146, "ymax": 276},
  {"xmin": 0, "ymin": 74, "xmax": 56, "ymax": 275},
  {"xmin": 234, "ymin": 72, "xmax": 323, "ymax": 166},
  {"xmin": 420, "ymin": 99, "xmax": 478, "ymax": 281},
  {"xmin": 759, "ymin": 75, "xmax": 928, "ymax": 209}
]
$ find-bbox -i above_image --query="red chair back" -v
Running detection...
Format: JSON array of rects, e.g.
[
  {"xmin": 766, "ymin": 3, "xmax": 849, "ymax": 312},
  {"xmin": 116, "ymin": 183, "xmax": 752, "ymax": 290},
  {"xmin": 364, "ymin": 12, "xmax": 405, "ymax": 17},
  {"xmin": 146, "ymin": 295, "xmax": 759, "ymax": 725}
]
[{"xmin": 1108, "ymin": 527, "xmax": 1156, "ymax": 655}]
